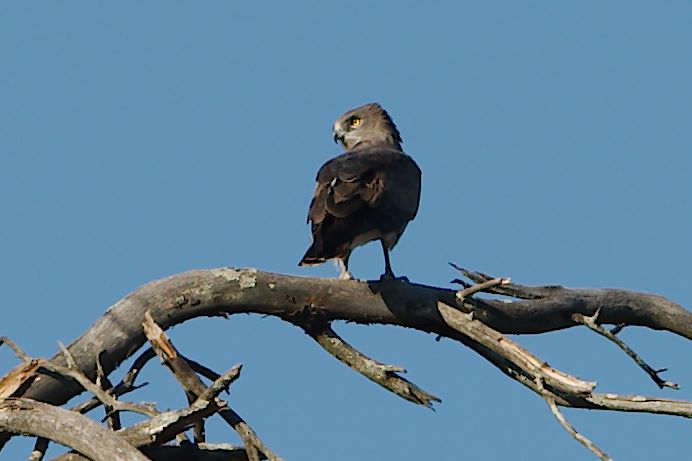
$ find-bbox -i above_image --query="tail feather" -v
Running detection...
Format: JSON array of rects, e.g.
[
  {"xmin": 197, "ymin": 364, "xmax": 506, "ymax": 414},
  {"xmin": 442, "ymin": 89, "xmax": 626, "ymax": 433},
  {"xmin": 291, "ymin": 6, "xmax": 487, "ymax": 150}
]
[{"xmin": 299, "ymin": 244, "xmax": 328, "ymax": 266}]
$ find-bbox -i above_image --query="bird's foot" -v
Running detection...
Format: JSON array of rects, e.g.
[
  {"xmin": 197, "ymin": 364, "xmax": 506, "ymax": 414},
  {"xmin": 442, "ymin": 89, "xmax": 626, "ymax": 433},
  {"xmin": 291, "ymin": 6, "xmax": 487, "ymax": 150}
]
[
  {"xmin": 379, "ymin": 272, "xmax": 409, "ymax": 283},
  {"xmin": 338, "ymin": 271, "xmax": 354, "ymax": 281}
]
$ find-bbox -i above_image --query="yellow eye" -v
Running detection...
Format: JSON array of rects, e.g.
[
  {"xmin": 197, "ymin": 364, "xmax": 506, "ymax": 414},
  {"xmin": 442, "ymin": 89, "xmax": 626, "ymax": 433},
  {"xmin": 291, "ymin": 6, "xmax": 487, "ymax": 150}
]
[{"xmin": 350, "ymin": 117, "xmax": 362, "ymax": 127}]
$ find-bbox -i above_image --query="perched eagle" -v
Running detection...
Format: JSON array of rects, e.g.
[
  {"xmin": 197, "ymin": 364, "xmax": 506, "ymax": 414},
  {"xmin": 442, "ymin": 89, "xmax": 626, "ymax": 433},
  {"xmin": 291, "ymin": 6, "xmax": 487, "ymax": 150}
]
[{"xmin": 299, "ymin": 103, "xmax": 421, "ymax": 280}]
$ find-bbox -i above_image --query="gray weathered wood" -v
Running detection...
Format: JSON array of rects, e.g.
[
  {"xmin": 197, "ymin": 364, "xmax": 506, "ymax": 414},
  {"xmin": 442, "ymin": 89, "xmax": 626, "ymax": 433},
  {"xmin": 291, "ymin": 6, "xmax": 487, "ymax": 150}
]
[
  {"xmin": 0, "ymin": 398, "xmax": 148, "ymax": 461},
  {"xmin": 1, "ymin": 268, "xmax": 690, "ymax": 450},
  {"xmin": 11, "ymin": 269, "xmax": 692, "ymax": 408}
]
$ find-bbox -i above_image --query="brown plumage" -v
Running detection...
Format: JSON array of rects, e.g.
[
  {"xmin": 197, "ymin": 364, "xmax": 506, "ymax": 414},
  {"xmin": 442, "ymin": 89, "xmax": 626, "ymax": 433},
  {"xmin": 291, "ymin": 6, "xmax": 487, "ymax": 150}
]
[{"xmin": 299, "ymin": 103, "xmax": 421, "ymax": 280}]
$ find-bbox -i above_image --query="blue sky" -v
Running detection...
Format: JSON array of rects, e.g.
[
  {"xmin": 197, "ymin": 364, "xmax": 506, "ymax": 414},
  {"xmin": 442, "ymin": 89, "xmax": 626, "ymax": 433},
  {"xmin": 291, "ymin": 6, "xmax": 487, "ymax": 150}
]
[{"xmin": 1, "ymin": 2, "xmax": 690, "ymax": 460}]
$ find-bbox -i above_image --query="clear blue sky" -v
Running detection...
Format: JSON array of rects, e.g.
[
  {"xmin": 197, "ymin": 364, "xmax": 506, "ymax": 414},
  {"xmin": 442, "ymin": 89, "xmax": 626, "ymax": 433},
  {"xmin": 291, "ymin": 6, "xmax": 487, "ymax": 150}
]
[{"xmin": 1, "ymin": 2, "xmax": 690, "ymax": 460}]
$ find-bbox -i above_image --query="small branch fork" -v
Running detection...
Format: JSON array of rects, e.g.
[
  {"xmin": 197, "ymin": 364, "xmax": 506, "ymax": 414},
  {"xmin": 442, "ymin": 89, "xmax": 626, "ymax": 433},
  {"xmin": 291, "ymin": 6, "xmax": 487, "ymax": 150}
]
[
  {"xmin": 535, "ymin": 378, "xmax": 612, "ymax": 461},
  {"xmin": 443, "ymin": 266, "xmax": 691, "ymax": 459},
  {"xmin": 141, "ymin": 312, "xmax": 281, "ymax": 461},
  {"xmin": 452, "ymin": 264, "xmax": 680, "ymax": 390},
  {"xmin": 454, "ymin": 275, "xmax": 510, "ymax": 301},
  {"xmin": 572, "ymin": 309, "xmax": 678, "ymax": 390}
]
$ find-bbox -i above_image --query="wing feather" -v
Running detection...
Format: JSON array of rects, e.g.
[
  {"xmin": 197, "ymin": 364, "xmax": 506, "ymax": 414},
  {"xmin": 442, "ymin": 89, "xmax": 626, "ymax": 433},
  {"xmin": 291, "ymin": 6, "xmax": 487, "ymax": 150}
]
[
  {"xmin": 311, "ymin": 147, "xmax": 415, "ymax": 218},
  {"xmin": 304, "ymin": 146, "xmax": 421, "ymax": 260}
]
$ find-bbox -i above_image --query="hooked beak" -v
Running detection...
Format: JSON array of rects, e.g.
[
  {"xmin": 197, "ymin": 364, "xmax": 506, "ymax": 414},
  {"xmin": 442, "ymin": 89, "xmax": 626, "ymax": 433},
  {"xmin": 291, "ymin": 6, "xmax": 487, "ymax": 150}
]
[{"xmin": 333, "ymin": 126, "xmax": 346, "ymax": 145}]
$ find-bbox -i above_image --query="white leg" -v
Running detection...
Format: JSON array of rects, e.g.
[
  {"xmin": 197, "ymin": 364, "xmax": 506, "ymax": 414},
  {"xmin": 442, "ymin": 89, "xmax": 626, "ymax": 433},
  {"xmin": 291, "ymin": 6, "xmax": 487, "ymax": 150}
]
[
  {"xmin": 335, "ymin": 251, "xmax": 353, "ymax": 280},
  {"xmin": 336, "ymin": 258, "xmax": 353, "ymax": 280}
]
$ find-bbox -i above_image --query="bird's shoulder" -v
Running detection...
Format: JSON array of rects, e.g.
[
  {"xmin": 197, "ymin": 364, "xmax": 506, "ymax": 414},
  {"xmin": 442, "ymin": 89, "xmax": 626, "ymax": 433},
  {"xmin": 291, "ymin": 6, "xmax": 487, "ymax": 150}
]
[{"xmin": 315, "ymin": 145, "xmax": 417, "ymax": 184}]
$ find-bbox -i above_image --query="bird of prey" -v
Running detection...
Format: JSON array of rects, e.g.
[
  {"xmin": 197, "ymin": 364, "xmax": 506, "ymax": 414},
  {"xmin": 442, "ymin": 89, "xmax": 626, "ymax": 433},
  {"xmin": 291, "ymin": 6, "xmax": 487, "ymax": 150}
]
[{"xmin": 299, "ymin": 103, "xmax": 421, "ymax": 280}]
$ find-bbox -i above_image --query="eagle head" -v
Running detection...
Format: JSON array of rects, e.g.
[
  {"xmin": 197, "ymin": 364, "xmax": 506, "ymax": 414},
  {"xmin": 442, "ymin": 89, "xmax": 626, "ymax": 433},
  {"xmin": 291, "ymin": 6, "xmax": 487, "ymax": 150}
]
[{"xmin": 332, "ymin": 103, "xmax": 403, "ymax": 150}]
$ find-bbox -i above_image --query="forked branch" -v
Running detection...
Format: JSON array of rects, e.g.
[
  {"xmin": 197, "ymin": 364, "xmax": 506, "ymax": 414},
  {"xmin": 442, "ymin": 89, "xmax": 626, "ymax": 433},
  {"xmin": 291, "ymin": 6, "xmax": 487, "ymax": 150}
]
[
  {"xmin": 141, "ymin": 312, "xmax": 281, "ymax": 461},
  {"xmin": 0, "ymin": 266, "xmax": 689, "ymax": 460},
  {"xmin": 572, "ymin": 309, "xmax": 678, "ymax": 389}
]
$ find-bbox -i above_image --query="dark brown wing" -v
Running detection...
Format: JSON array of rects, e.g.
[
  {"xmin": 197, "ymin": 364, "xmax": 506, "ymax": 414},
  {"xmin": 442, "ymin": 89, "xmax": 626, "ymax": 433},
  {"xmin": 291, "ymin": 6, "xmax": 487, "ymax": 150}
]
[
  {"xmin": 309, "ymin": 148, "xmax": 419, "ymax": 222},
  {"xmin": 301, "ymin": 146, "xmax": 421, "ymax": 263}
]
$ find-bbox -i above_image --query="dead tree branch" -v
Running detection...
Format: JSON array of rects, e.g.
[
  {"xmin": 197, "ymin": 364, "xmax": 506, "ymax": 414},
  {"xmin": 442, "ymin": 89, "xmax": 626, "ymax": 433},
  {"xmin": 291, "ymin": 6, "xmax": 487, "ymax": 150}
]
[
  {"xmin": 437, "ymin": 301, "xmax": 596, "ymax": 397},
  {"xmin": 0, "ymin": 266, "xmax": 690, "ymax": 458},
  {"xmin": 142, "ymin": 312, "xmax": 280, "ymax": 461},
  {"xmin": 49, "ymin": 401, "xmax": 228, "ymax": 461},
  {"xmin": 71, "ymin": 348, "xmax": 154, "ymax": 416},
  {"xmin": 11, "ymin": 268, "xmax": 689, "ymax": 413},
  {"xmin": 115, "ymin": 396, "xmax": 221, "ymax": 447},
  {"xmin": 535, "ymin": 378, "xmax": 612, "ymax": 461},
  {"xmin": 0, "ymin": 398, "xmax": 149, "ymax": 461},
  {"xmin": 1, "ymin": 335, "xmax": 249, "ymax": 460},
  {"xmin": 572, "ymin": 309, "xmax": 678, "ymax": 389},
  {"xmin": 45, "ymin": 343, "xmax": 158, "ymax": 418},
  {"xmin": 455, "ymin": 276, "xmax": 509, "ymax": 300},
  {"xmin": 299, "ymin": 320, "xmax": 440, "ymax": 407},
  {"xmin": 436, "ymin": 300, "xmax": 691, "ymax": 416}
]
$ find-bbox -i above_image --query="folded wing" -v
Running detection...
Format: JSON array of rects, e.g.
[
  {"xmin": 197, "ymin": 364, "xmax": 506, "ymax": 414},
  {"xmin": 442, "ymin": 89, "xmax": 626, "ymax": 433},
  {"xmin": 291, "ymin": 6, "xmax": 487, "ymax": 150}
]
[{"xmin": 302, "ymin": 147, "xmax": 421, "ymax": 263}]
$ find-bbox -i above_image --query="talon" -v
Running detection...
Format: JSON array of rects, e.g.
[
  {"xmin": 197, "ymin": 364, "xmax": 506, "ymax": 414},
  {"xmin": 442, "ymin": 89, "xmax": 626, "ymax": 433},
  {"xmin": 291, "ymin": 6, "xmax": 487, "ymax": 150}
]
[
  {"xmin": 380, "ymin": 272, "xmax": 395, "ymax": 281},
  {"xmin": 379, "ymin": 273, "xmax": 409, "ymax": 283}
]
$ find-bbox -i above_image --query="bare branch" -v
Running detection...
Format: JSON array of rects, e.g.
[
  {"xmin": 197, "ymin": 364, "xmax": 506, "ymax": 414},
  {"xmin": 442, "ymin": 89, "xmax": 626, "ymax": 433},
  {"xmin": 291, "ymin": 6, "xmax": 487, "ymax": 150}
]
[
  {"xmin": 198, "ymin": 365, "xmax": 242, "ymax": 402},
  {"xmin": 0, "ymin": 361, "xmax": 40, "ymax": 400},
  {"xmin": 1, "ymin": 267, "xmax": 689, "ymax": 453},
  {"xmin": 116, "ymin": 397, "xmax": 221, "ymax": 447},
  {"xmin": 0, "ymin": 398, "xmax": 148, "ymax": 461},
  {"xmin": 37, "ymin": 345, "xmax": 158, "ymax": 418},
  {"xmin": 536, "ymin": 378, "xmax": 612, "ymax": 461},
  {"xmin": 0, "ymin": 337, "xmax": 40, "ymax": 400},
  {"xmin": 0, "ymin": 336, "xmax": 31, "ymax": 362},
  {"xmin": 11, "ymin": 268, "xmax": 690, "ymax": 414},
  {"xmin": 450, "ymin": 263, "xmax": 557, "ymax": 299},
  {"xmin": 436, "ymin": 301, "xmax": 692, "ymax": 417},
  {"xmin": 95, "ymin": 355, "xmax": 121, "ymax": 430},
  {"xmin": 71, "ymin": 348, "xmax": 154, "ymax": 415},
  {"xmin": 572, "ymin": 309, "xmax": 679, "ymax": 390},
  {"xmin": 437, "ymin": 301, "xmax": 596, "ymax": 396},
  {"xmin": 49, "ymin": 400, "xmax": 225, "ymax": 460},
  {"xmin": 142, "ymin": 312, "xmax": 281, "ymax": 461},
  {"xmin": 50, "ymin": 380, "xmax": 239, "ymax": 459},
  {"xmin": 186, "ymin": 357, "xmax": 223, "ymax": 382},
  {"xmin": 454, "ymin": 275, "xmax": 510, "ymax": 301},
  {"xmin": 300, "ymin": 320, "xmax": 440, "ymax": 408}
]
